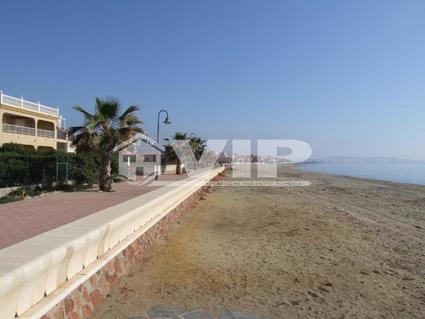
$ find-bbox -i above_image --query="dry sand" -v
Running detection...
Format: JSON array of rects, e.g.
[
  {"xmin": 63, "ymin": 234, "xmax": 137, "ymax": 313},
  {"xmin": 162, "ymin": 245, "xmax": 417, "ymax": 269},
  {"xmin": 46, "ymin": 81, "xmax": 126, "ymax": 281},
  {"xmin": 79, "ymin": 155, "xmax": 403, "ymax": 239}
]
[{"xmin": 92, "ymin": 166, "xmax": 425, "ymax": 318}]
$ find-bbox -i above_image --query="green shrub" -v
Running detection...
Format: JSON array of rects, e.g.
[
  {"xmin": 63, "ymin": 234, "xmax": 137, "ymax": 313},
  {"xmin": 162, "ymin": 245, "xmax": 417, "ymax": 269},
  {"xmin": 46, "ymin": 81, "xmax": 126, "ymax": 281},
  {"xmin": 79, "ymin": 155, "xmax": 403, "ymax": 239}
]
[
  {"xmin": 68, "ymin": 152, "xmax": 100, "ymax": 185},
  {"xmin": 0, "ymin": 143, "xmax": 101, "ymax": 188}
]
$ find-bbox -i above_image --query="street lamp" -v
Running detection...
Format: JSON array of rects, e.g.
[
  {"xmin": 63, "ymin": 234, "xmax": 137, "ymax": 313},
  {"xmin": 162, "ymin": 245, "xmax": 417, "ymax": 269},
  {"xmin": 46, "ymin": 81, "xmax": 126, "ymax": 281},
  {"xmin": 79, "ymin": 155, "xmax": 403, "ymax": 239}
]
[
  {"xmin": 156, "ymin": 109, "xmax": 171, "ymax": 143},
  {"xmin": 155, "ymin": 109, "xmax": 171, "ymax": 180}
]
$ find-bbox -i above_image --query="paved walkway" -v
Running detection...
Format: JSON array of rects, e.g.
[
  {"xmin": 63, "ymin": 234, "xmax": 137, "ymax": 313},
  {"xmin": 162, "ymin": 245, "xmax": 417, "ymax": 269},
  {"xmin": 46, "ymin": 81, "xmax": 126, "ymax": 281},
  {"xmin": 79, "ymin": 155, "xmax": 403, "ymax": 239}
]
[{"xmin": 0, "ymin": 175, "xmax": 184, "ymax": 250}]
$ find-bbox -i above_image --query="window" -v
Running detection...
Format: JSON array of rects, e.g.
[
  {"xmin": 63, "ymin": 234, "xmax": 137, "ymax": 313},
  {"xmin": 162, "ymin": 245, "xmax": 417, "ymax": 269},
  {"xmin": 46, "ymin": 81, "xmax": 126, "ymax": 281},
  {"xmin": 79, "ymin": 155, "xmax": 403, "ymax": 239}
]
[
  {"xmin": 122, "ymin": 155, "xmax": 136, "ymax": 163},
  {"xmin": 143, "ymin": 154, "xmax": 156, "ymax": 162}
]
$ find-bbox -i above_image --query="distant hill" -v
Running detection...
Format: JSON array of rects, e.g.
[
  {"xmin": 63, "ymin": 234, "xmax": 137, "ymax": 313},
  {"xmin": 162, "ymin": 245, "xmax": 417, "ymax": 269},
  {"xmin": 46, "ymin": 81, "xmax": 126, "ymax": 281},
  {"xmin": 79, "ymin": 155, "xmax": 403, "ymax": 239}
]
[{"xmin": 304, "ymin": 156, "xmax": 425, "ymax": 165}]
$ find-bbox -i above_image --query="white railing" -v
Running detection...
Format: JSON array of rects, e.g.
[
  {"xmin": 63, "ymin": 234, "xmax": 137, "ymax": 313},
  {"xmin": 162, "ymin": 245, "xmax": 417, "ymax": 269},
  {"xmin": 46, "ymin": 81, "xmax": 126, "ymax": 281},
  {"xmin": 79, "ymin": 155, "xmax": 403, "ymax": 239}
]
[
  {"xmin": 1, "ymin": 123, "xmax": 55, "ymax": 138},
  {"xmin": 0, "ymin": 91, "xmax": 59, "ymax": 117},
  {"xmin": 37, "ymin": 128, "xmax": 55, "ymax": 138},
  {"xmin": 2, "ymin": 123, "xmax": 36, "ymax": 136}
]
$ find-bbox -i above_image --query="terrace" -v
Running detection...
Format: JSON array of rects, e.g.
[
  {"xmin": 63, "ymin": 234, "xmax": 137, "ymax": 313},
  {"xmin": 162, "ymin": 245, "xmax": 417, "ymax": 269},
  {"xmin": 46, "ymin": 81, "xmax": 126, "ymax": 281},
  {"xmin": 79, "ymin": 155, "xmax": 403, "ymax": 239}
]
[{"xmin": 0, "ymin": 91, "xmax": 59, "ymax": 117}]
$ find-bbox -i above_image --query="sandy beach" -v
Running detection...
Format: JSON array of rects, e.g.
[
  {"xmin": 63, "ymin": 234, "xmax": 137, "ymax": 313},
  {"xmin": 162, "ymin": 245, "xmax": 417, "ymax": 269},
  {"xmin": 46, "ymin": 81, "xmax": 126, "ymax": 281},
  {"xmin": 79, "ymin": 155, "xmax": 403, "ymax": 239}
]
[{"xmin": 91, "ymin": 165, "xmax": 425, "ymax": 318}]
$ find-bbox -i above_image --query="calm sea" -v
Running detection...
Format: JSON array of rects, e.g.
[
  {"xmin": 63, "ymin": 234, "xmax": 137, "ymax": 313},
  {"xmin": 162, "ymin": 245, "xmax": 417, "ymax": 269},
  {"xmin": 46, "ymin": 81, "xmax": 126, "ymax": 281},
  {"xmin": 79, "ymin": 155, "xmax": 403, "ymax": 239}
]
[{"xmin": 299, "ymin": 162, "xmax": 425, "ymax": 185}]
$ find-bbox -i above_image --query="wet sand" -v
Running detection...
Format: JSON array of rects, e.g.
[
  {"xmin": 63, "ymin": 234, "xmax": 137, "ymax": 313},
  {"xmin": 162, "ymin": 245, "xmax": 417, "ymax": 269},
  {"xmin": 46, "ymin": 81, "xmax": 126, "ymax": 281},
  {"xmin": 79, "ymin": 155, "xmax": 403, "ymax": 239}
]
[{"xmin": 92, "ymin": 166, "xmax": 425, "ymax": 318}]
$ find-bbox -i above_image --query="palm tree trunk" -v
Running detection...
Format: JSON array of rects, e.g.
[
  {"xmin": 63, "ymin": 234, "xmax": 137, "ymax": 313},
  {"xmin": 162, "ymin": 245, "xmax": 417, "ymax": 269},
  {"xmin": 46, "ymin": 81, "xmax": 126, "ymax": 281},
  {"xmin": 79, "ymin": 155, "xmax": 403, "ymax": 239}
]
[
  {"xmin": 176, "ymin": 158, "xmax": 182, "ymax": 175},
  {"xmin": 99, "ymin": 153, "xmax": 113, "ymax": 191}
]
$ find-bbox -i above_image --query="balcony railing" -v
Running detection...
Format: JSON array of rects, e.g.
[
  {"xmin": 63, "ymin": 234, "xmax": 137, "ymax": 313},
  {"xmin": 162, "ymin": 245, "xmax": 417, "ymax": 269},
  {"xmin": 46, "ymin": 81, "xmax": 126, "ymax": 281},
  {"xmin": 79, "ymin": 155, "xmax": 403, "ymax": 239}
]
[
  {"xmin": 1, "ymin": 123, "xmax": 56, "ymax": 138},
  {"xmin": 2, "ymin": 123, "xmax": 35, "ymax": 136},
  {"xmin": 37, "ymin": 128, "xmax": 55, "ymax": 138},
  {"xmin": 0, "ymin": 91, "xmax": 59, "ymax": 117},
  {"xmin": 57, "ymin": 130, "xmax": 67, "ymax": 140}
]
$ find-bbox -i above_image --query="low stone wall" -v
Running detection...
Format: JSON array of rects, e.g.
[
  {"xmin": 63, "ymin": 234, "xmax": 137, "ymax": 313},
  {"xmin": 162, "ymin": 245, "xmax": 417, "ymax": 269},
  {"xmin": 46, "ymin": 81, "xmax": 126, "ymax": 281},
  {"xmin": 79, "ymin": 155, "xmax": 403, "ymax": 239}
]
[
  {"xmin": 40, "ymin": 187, "xmax": 207, "ymax": 319},
  {"xmin": 0, "ymin": 186, "xmax": 19, "ymax": 197},
  {"xmin": 0, "ymin": 167, "xmax": 224, "ymax": 319}
]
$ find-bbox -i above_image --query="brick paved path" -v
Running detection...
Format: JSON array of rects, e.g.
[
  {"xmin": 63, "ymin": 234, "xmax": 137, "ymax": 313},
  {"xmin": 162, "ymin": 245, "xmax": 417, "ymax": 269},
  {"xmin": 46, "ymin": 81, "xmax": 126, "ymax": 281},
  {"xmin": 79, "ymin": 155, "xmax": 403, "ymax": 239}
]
[{"xmin": 0, "ymin": 175, "xmax": 184, "ymax": 250}]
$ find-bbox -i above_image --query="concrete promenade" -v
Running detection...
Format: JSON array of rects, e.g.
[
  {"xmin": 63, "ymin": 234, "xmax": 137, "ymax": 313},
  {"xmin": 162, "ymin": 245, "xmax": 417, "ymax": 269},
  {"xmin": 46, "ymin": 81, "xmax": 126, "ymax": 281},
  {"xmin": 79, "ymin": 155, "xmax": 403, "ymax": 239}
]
[
  {"xmin": 0, "ymin": 168, "xmax": 224, "ymax": 319},
  {"xmin": 0, "ymin": 175, "xmax": 184, "ymax": 250}
]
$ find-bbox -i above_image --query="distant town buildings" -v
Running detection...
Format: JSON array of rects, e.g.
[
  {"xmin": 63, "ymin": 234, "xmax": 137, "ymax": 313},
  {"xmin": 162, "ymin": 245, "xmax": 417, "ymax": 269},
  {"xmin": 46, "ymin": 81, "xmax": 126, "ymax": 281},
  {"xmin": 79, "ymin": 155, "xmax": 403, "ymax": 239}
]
[{"xmin": 231, "ymin": 153, "xmax": 290, "ymax": 164}]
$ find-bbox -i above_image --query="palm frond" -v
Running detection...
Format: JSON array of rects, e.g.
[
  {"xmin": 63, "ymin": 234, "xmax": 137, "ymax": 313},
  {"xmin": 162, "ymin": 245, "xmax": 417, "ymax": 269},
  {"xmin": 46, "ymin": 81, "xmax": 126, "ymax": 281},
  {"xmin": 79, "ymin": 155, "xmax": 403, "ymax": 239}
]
[
  {"xmin": 119, "ymin": 105, "xmax": 140, "ymax": 121},
  {"xmin": 115, "ymin": 126, "xmax": 144, "ymax": 141},
  {"xmin": 72, "ymin": 99, "xmax": 143, "ymax": 153},
  {"xmin": 173, "ymin": 132, "xmax": 188, "ymax": 140},
  {"xmin": 96, "ymin": 97, "xmax": 119, "ymax": 120},
  {"xmin": 71, "ymin": 129, "xmax": 97, "ymax": 148},
  {"xmin": 122, "ymin": 114, "xmax": 143, "ymax": 127},
  {"xmin": 85, "ymin": 118, "xmax": 101, "ymax": 130},
  {"xmin": 73, "ymin": 106, "xmax": 94, "ymax": 120},
  {"xmin": 67, "ymin": 125, "xmax": 84, "ymax": 136}
]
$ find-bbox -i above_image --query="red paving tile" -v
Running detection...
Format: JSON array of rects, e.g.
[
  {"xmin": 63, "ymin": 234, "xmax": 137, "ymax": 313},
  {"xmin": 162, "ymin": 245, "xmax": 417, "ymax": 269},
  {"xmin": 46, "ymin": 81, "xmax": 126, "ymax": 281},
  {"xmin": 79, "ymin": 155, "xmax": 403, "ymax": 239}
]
[{"xmin": 0, "ymin": 175, "xmax": 185, "ymax": 250}]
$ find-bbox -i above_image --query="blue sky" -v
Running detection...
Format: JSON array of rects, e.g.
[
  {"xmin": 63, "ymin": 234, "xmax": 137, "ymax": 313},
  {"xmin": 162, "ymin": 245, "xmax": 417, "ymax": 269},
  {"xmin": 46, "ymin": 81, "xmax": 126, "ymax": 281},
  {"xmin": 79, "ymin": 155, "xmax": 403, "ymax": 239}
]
[{"xmin": 1, "ymin": 0, "xmax": 424, "ymax": 159}]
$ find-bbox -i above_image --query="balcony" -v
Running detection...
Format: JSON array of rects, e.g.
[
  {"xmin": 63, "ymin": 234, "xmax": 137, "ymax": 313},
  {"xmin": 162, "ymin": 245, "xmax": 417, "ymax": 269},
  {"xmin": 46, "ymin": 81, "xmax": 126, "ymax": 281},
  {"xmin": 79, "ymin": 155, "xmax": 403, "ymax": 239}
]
[
  {"xmin": 1, "ymin": 115, "xmax": 56, "ymax": 139},
  {"xmin": 0, "ymin": 91, "xmax": 59, "ymax": 117},
  {"xmin": 37, "ymin": 120, "xmax": 55, "ymax": 139},
  {"xmin": 1, "ymin": 124, "xmax": 56, "ymax": 138},
  {"xmin": 2, "ymin": 123, "xmax": 35, "ymax": 136},
  {"xmin": 37, "ymin": 128, "xmax": 55, "ymax": 138}
]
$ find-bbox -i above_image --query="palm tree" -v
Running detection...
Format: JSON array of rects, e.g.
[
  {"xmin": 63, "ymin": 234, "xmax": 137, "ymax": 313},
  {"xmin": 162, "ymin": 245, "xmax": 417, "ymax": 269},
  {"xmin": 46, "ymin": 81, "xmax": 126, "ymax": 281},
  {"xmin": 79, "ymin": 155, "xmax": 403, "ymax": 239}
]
[
  {"xmin": 189, "ymin": 134, "xmax": 207, "ymax": 168},
  {"xmin": 165, "ymin": 132, "xmax": 209, "ymax": 173},
  {"xmin": 165, "ymin": 132, "xmax": 188, "ymax": 175},
  {"xmin": 68, "ymin": 97, "xmax": 143, "ymax": 191},
  {"xmin": 190, "ymin": 135, "xmax": 207, "ymax": 161}
]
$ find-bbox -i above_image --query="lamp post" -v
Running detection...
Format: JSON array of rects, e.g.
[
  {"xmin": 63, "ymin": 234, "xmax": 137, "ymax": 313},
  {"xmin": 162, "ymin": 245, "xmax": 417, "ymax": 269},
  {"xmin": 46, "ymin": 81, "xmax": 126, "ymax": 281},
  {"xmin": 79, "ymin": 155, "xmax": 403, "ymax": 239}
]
[
  {"xmin": 156, "ymin": 110, "xmax": 171, "ymax": 143},
  {"xmin": 155, "ymin": 110, "xmax": 171, "ymax": 179}
]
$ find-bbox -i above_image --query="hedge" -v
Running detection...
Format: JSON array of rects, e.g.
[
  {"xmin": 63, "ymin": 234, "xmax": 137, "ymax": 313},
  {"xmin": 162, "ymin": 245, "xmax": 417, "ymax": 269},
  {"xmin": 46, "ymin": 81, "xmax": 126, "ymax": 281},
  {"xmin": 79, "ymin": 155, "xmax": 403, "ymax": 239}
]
[{"xmin": 0, "ymin": 143, "xmax": 114, "ymax": 188}]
